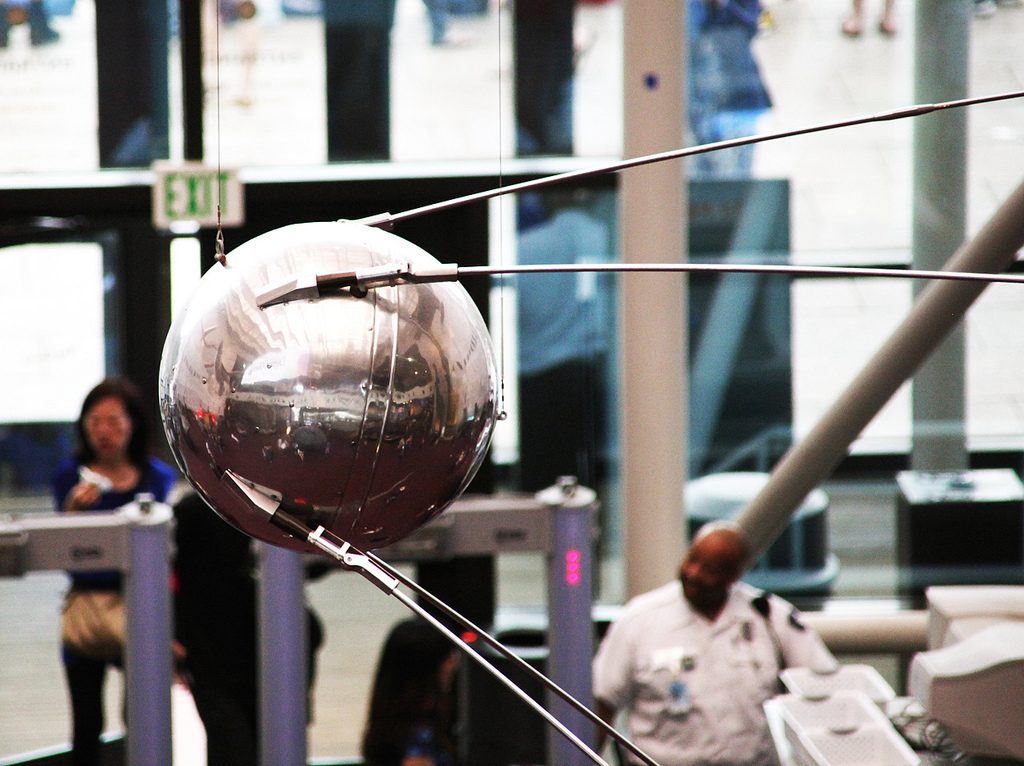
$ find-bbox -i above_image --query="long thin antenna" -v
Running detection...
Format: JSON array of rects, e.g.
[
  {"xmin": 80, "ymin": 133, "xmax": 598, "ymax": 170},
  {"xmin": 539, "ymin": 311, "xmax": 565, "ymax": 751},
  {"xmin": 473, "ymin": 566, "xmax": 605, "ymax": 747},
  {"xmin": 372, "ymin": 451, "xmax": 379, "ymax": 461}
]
[
  {"xmin": 363, "ymin": 549, "xmax": 661, "ymax": 766},
  {"xmin": 242, "ymin": 493, "xmax": 634, "ymax": 766},
  {"xmin": 359, "ymin": 89, "xmax": 1024, "ymax": 228},
  {"xmin": 454, "ymin": 261, "xmax": 1024, "ymax": 284},
  {"xmin": 391, "ymin": 590, "xmax": 612, "ymax": 765},
  {"xmin": 256, "ymin": 259, "xmax": 1024, "ymax": 309}
]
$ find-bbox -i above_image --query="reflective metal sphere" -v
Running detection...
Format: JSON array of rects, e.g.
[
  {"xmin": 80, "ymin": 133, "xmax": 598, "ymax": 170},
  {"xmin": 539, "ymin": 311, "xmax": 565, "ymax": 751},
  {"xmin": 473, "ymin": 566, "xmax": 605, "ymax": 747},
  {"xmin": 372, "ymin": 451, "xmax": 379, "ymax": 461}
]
[{"xmin": 159, "ymin": 221, "xmax": 497, "ymax": 552}]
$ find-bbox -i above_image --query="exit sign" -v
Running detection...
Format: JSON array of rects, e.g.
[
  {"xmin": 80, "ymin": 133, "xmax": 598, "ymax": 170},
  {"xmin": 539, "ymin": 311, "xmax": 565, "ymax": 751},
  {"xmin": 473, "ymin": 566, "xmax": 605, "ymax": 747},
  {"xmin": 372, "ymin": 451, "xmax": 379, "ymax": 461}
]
[{"xmin": 152, "ymin": 161, "xmax": 245, "ymax": 229}]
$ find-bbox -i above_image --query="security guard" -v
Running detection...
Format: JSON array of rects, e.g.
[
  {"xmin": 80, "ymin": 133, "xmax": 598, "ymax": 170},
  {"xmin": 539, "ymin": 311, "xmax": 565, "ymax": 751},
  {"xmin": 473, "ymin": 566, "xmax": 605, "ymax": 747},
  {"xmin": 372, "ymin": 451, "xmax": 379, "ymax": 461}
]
[{"xmin": 593, "ymin": 521, "xmax": 837, "ymax": 766}]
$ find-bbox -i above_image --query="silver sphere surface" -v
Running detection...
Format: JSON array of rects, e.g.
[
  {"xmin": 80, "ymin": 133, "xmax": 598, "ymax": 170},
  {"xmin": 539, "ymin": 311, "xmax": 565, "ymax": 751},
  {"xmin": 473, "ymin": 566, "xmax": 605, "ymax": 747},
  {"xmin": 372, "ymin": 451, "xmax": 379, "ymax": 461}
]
[{"xmin": 159, "ymin": 221, "xmax": 497, "ymax": 553}]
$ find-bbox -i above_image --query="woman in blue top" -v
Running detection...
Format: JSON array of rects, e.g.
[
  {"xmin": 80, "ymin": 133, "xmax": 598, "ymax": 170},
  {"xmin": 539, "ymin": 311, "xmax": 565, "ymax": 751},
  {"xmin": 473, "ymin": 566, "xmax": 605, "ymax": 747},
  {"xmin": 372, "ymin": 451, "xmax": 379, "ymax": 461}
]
[{"xmin": 52, "ymin": 377, "xmax": 178, "ymax": 766}]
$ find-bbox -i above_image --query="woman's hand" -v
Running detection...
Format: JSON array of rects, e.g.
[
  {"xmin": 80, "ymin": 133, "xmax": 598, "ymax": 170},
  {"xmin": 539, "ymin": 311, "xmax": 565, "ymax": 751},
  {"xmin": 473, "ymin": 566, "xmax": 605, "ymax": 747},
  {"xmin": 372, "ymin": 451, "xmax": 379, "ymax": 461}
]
[{"xmin": 64, "ymin": 480, "xmax": 102, "ymax": 512}]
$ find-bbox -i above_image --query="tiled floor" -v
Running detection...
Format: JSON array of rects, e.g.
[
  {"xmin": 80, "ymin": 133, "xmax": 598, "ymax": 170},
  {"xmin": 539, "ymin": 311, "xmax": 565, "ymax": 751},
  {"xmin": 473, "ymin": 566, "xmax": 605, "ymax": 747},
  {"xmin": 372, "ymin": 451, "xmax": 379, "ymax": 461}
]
[{"xmin": 2, "ymin": 0, "xmax": 1024, "ymax": 761}]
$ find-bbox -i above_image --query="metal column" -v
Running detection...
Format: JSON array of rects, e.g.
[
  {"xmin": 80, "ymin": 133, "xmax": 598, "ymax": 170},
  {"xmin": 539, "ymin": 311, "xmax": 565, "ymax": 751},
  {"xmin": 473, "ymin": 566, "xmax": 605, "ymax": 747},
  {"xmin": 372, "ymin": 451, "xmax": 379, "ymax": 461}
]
[
  {"xmin": 258, "ymin": 542, "xmax": 308, "ymax": 766},
  {"xmin": 124, "ymin": 501, "xmax": 174, "ymax": 766},
  {"xmin": 545, "ymin": 488, "xmax": 598, "ymax": 766}
]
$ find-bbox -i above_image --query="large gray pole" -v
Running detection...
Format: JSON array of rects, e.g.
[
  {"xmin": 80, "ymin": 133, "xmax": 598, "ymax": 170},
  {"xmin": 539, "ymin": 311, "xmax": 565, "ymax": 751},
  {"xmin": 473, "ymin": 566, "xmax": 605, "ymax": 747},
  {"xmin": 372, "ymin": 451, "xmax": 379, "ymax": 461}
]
[
  {"xmin": 258, "ymin": 543, "xmax": 308, "ymax": 766},
  {"xmin": 546, "ymin": 492, "xmax": 598, "ymax": 766},
  {"xmin": 911, "ymin": 0, "xmax": 971, "ymax": 470},
  {"xmin": 620, "ymin": 0, "xmax": 687, "ymax": 597},
  {"xmin": 124, "ymin": 501, "xmax": 174, "ymax": 766},
  {"xmin": 735, "ymin": 177, "xmax": 1024, "ymax": 561}
]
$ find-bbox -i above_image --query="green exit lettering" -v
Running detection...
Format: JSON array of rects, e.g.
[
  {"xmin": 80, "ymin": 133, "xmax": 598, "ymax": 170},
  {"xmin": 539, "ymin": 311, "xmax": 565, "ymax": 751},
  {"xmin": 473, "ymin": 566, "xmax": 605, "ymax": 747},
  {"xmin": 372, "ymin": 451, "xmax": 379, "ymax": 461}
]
[{"xmin": 163, "ymin": 172, "xmax": 231, "ymax": 221}]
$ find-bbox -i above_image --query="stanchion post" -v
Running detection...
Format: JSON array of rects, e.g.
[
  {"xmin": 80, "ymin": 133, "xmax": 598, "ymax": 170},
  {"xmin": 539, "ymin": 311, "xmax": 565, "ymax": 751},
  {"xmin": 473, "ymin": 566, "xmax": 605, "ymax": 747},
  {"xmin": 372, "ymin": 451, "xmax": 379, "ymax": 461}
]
[
  {"xmin": 258, "ymin": 541, "xmax": 308, "ymax": 766},
  {"xmin": 546, "ymin": 482, "xmax": 598, "ymax": 766},
  {"xmin": 124, "ymin": 498, "xmax": 174, "ymax": 766}
]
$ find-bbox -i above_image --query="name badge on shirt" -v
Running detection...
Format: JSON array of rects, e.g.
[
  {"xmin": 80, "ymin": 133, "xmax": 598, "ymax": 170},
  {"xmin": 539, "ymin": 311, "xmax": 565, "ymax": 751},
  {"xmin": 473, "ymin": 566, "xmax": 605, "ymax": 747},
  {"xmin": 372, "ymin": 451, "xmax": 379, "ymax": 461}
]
[
  {"xmin": 651, "ymin": 646, "xmax": 695, "ymax": 716},
  {"xmin": 651, "ymin": 646, "xmax": 696, "ymax": 673},
  {"xmin": 668, "ymin": 678, "xmax": 691, "ymax": 715}
]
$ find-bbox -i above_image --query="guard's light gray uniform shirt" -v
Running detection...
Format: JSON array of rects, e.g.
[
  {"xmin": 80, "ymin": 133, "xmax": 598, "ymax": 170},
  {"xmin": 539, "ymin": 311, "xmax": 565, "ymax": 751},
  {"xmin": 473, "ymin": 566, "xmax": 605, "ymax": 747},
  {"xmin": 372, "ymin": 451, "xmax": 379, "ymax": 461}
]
[{"xmin": 593, "ymin": 581, "xmax": 836, "ymax": 766}]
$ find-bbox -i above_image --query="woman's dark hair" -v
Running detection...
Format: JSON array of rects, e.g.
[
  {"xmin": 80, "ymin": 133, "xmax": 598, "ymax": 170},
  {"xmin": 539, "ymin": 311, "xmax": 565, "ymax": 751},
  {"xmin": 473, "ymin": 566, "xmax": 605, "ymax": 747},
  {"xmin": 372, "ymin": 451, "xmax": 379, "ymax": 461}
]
[
  {"xmin": 75, "ymin": 377, "xmax": 152, "ymax": 469},
  {"xmin": 361, "ymin": 618, "xmax": 458, "ymax": 766}
]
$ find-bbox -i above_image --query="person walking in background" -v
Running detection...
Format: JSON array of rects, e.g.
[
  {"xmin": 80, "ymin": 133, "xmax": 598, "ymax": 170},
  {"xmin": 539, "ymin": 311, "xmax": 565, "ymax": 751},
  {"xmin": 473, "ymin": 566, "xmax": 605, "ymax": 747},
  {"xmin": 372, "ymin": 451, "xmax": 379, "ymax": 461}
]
[
  {"xmin": 516, "ymin": 189, "xmax": 612, "ymax": 493},
  {"xmin": 323, "ymin": 0, "xmax": 397, "ymax": 160},
  {"xmin": 973, "ymin": 0, "xmax": 1023, "ymax": 18},
  {"xmin": 0, "ymin": 0, "xmax": 59, "ymax": 47},
  {"xmin": 688, "ymin": 0, "xmax": 773, "ymax": 178},
  {"xmin": 422, "ymin": 0, "xmax": 472, "ymax": 46},
  {"xmin": 361, "ymin": 618, "xmax": 461, "ymax": 766},
  {"xmin": 514, "ymin": 0, "xmax": 576, "ymax": 156},
  {"xmin": 841, "ymin": 0, "xmax": 898, "ymax": 36},
  {"xmin": 52, "ymin": 377, "xmax": 178, "ymax": 766},
  {"xmin": 423, "ymin": 0, "xmax": 450, "ymax": 45}
]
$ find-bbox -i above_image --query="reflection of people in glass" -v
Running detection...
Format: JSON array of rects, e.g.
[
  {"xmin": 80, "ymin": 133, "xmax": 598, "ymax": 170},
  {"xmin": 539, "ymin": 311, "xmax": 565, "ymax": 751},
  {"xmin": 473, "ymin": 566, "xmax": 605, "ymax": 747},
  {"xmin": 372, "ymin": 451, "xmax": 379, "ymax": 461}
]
[
  {"xmin": 323, "ymin": 0, "xmax": 397, "ymax": 161},
  {"xmin": 52, "ymin": 377, "xmax": 178, "ymax": 766},
  {"xmin": 422, "ymin": 0, "xmax": 473, "ymax": 46},
  {"xmin": 361, "ymin": 618, "xmax": 460, "ymax": 766},
  {"xmin": 206, "ymin": 0, "xmax": 261, "ymax": 107},
  {"xmin": 841, "ymin": 0, "xmax": 897, "ymax": 37},
  {"xmin": 687, "ymin": 0, "xmax": 771, "ymax": 179},
  {"xmin": 516, "ymin": 190, "xmax": 612, "ymax": 491},
  {"xmin": 514, "ymin": 0, "xmax": 575, "ymax": 156},
  {"xmin": 96, "ymin": 0, "xmax": 164, "ymax": 166},
  {"xmin": 0, "ymin": 0, "xmax": 59, "ymax": 47}
]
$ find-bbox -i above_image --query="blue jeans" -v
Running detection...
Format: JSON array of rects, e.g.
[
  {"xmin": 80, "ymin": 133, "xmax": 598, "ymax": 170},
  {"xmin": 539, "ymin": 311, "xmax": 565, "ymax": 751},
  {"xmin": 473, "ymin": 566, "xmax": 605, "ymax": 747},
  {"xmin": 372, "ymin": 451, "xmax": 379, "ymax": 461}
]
[{"xmin": 423, "ymin": 0, "xmax": 449, "ymax": 44}]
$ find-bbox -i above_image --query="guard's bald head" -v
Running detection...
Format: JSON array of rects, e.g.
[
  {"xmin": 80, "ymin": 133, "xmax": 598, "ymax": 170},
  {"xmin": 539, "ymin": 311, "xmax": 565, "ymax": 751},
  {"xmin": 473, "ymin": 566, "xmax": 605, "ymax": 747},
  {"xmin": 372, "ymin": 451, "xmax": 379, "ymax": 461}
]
[
  {"xmin": 679, "ymin": 521, "xmax": 750, "ymax": 618},
  {"xmin": 691, "ymin": 521, "xmax": 749, "ymax": 567}
]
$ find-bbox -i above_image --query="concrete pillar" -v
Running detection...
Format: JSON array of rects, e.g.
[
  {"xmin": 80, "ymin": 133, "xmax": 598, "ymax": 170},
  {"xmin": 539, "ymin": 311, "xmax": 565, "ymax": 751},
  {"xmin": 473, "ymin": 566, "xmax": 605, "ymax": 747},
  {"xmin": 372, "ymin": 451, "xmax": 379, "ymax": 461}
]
[
  {"xmin": 620, "ymin": 0, "xmax": 687, "ymax": 596},
  {"xmin": 911, "ymin": 0, "xmax": 971, "ymax": 470}
]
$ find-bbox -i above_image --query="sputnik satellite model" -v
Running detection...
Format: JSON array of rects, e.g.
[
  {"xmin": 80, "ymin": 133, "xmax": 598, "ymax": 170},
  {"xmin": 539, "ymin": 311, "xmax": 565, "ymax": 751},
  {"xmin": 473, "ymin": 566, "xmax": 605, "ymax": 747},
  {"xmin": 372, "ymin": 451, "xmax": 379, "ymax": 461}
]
[{"xmin": 158, "ymin": 89, "xmax": 1024, "ymax": 766}]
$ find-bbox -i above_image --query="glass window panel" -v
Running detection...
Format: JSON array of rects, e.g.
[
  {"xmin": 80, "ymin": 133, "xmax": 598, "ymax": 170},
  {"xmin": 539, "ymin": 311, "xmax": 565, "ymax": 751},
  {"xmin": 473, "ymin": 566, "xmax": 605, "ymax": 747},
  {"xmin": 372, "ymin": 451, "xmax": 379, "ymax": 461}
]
[
  {"xmin": 170, "ymin": 235, "xmax": 202, "ymax": 319},
  {"xmin": 391, "ymin": 0, "xmax": 511, "ymax": 161},
  {"xmin": 0, "ymin": 242, "xmax": 106, "ymax": 421},
  {"xmin": 753, "ymin": 4, "xmax": 915, "ymax": 265},
  {"xmin": 573, "ymin": 0, "xmax": 621, "ymax": 157},
  {"xmin": 0, "ymin": 232, "xmax": 126, "ymax": 500},
  {"xmin": 96, "ymin": 0, "xmax": 172, "ymax": 167},
  {"xmin": 487, "ymin": 195, "xmax": 519, "ymax": 467},
  {"xmin": 200, "ymin": 0, "xmax": 626, "ymax": 165},
  {"xmin": 791, "ymin": 278, "xmax": 913, "ymax": 455},
  {"xmin": 966, "ymin": 284, "xmax": 1024, "ymax": 452},
  {"xmin": 509, "ymin": 184, "xmax": 622, "ymax": 587},
  {"xmin": 688, "ymin": 179, "xmax": 794, "ymax": 476},
  {"xmin": 512, "ymin": 187, "xmax": 618, "ymax": 492},
  {"xmin": 753, "ymin": 3, "xmax": 1024, "ymax": 270},
  {"xmin": 0, "ymin": 0, "xmax": 98, "ymax": 172},
  {"xmin": 203, "ymin": 1, "xmax": 325, "ymax": 165},
  {"xmin": 0, "ymin": 240, "xmax": 111, "ymax": 498}
]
